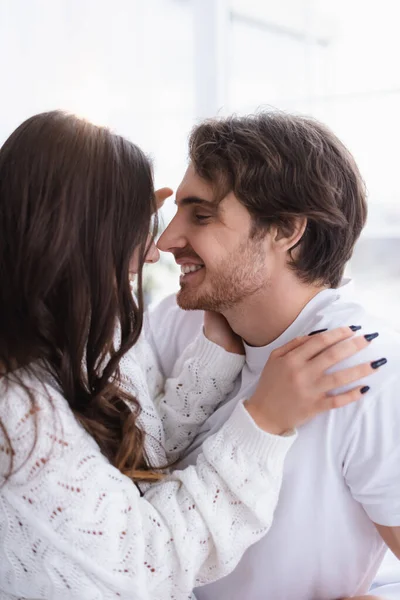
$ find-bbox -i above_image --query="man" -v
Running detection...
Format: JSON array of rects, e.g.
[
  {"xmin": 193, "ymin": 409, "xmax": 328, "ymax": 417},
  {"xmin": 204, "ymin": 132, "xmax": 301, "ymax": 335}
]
[{"xmin": 149, "ymin": 112, "xmax": 400, "ymax": 600}]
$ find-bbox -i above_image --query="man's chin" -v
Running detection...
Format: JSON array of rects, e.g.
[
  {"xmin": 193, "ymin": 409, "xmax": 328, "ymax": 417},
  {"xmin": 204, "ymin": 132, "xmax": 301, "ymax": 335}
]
[
  {"xmin": 176, "ymin": 288, "xmax": 203, "ymax": 311},
  {"xmin": 176, "ymin": 287, "xmax": 226, "ymax": 312}
]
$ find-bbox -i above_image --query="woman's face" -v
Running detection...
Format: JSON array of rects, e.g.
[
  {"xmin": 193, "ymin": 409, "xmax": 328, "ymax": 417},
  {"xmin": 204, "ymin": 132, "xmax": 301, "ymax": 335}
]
[
  {"xmin": 129, "ymin": 236, "xmax": 160, "ymax": 276},
  {"xmin": 128, "ymin": 188, "xmax": 173, "ymax": 276}
]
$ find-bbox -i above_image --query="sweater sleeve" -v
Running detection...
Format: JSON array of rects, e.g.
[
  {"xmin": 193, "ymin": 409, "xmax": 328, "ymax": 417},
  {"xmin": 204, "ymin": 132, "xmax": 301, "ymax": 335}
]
[
  {"xmin": 0, "ymin": 380, "xmax": 295, "ymax": 600},
  {"xmin": 153, "ymin": 333, "xmax": 245, "ymax": 462}
]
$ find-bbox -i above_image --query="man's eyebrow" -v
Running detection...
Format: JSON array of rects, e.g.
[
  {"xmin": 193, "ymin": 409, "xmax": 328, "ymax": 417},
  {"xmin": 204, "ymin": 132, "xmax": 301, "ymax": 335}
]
[{"xmin": 175, "ymin": 195, "xmax": 217, "ymax": 209}]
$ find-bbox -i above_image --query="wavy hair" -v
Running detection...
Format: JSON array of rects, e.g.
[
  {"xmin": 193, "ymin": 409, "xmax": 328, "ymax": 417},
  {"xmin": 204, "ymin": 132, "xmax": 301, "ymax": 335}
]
[
  {"xmin": 189, "ymin": 112, "xmax": 367, "ymax": 288},
  {"xmin": 0, "ymin": 111, "xmax": 158, "ymax": 482}
]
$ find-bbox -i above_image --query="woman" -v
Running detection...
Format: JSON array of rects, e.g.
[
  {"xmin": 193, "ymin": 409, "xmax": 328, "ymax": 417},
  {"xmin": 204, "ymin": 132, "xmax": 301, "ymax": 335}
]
[{"xmin": 0, "ymin": 112, "xmax": 380, "ymax": 600}]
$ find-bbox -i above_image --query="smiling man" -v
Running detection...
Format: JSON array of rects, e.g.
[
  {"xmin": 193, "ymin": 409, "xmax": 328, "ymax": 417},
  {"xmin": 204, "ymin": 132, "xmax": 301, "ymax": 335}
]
[
  {"xmin": 171, "ymin": 179, "xmax": 274, "ymax": 318},
  {"xmin": 150, "ymin": 112, "xmax": 400, "ymax": 600}
]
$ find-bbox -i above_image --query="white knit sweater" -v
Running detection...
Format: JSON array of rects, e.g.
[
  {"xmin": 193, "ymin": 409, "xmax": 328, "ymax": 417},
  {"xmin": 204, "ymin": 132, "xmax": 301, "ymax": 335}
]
[{"xmin": 0, "ymin": 331, "xmax": 295, "ymax": 600}]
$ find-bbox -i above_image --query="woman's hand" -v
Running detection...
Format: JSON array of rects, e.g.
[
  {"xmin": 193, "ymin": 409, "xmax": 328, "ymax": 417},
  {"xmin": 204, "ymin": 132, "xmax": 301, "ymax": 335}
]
[
  {"xmin": 155, "ymin": 187, "xmax": 173, "ymax": 209},
  {"xmin": 245, "ymin": 327, "xmax": 385, "ymax": 435},
  {"xmin": 203, "ymin": 311, "xmax": 245, "ymax": 355}
]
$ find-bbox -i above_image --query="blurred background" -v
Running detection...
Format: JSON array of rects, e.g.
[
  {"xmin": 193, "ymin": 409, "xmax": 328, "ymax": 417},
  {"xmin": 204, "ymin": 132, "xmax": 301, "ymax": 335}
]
[{"xmin": 1, "ymin": 0, "xmax": 399, "ymax": 323}]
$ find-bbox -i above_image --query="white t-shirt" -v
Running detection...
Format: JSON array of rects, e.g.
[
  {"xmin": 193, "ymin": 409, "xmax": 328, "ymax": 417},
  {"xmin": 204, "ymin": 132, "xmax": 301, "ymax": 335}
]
[{"xmin": 147, "ymin": 280, "xmax": 400, "ymax": 600}]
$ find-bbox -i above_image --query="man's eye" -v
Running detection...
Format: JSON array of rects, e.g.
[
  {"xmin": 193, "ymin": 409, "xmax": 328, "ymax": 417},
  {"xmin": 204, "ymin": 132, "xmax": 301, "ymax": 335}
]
[{"xmin": 195, "ymin": 214, "xmax": 211, "ymax": 222}]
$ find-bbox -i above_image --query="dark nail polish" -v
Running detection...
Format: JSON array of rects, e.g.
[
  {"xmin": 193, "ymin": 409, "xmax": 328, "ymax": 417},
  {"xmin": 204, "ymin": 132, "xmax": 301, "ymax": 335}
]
[
  {"xmin": 349, "ymin": 325, "xmax": 362, "ymax": 332},
  {"xmin": 360, "ymin": 386, "xmax": 370, "ymax": 394},
  {"xmin": 308, "ymin": 328, "xmax": 328, "ymax": 336},
  {"xmin": 364, "ymin": 332, "xmax": 379, "ymax": 342},
  {"xmin": 371, "ymin": 358, "xmax": 387, "ymax": 369}
]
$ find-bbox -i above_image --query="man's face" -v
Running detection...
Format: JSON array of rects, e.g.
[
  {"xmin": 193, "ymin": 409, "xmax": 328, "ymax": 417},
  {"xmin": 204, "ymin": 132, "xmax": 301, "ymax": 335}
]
[{"xmin": 157, "ymin": 165, "xmax": 274, "ymax": 311}]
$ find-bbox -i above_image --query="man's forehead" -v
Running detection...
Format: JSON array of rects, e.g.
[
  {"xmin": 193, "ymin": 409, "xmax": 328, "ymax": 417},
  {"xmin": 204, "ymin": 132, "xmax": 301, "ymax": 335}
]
[{"xmin": 175, "ymin": 165, "xmax": 215, "ymax": 205}]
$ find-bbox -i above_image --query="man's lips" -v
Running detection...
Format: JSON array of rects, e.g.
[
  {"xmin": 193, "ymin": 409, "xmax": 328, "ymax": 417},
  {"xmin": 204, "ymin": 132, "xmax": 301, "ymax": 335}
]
[{"xmin": 175, "ymin": 257, "xmax": 204, "ymax": 266}]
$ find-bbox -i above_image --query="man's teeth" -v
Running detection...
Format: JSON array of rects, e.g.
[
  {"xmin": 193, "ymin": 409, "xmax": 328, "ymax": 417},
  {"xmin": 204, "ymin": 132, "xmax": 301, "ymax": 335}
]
[{"xmin": 181, "ymin": 264, "xmax": 203, "ymax": 275}]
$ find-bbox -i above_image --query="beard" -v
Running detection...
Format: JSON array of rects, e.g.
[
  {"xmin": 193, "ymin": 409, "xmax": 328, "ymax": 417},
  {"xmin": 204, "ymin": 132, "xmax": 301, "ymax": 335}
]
[{"xmin": 177, "ymin": 237, "xmax": 268, "ymax": 312}]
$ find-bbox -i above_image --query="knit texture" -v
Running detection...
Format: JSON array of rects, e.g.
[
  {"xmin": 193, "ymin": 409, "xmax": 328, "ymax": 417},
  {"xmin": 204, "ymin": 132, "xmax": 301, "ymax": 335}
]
[{"xmin": 0, "ymin": 332, "xmax": 295, "ymax": 599}]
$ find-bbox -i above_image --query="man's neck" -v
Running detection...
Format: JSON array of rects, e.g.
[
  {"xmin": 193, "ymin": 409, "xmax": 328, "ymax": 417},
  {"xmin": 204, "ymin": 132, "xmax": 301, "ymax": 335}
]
[{"xmin": 222, "ymin": 274, "xmax": 327, "ymax": 347}]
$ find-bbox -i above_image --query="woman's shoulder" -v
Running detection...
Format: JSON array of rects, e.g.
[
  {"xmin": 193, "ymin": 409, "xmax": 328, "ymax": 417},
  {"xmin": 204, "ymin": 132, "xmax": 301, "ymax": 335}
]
[
  {"xmin": 0, "ymin": 366, "xmax": 96, "ymax": 483},
  {"xmin": 0, "ymin": 366, "xmax": 73, "ymax": 421}
]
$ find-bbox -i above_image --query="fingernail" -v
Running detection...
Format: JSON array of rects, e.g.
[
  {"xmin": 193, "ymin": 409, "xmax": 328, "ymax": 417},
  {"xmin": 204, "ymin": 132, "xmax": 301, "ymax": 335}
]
[
  {"xmin": 360, "ymin": 386, "xmax": 370, "ymax": 394},
  {"xmin": 371, "ymin": 358, "xmax": 387, "ymax": 369},
  {"xmin": 308, "ymin": 328, "xmax": 328, "ymax": 336},
  {"xmin": 349, "ymin": 325, "xmax": 362, "ymax": 332},
  {"xmin": 364, "ymin": 332, "xmax": 379, "ymax": 342}
]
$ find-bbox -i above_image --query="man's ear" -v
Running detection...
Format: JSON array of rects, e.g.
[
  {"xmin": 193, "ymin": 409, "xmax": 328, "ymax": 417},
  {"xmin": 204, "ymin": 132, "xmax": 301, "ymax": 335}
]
[{"xmin": 270, "ymin": 216, "xmax": 308, "ymax": 253}]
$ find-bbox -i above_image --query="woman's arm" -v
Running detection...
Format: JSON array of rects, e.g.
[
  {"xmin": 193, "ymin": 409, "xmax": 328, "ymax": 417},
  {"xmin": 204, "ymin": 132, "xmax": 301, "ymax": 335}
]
[
  {"xmin": 152, "ymin": 333, "xmax": 244, "ymax": 461},
  {"xmin": 0, "ymin": 383, "xmax": 293, "ymax": 599},
  {"xmin": 139, "ymin": 309, "xmax": 245, "ymax": 462},
  {"xmin": 1, "ymin": 327, "xmax": 380, "ymax": 599}
]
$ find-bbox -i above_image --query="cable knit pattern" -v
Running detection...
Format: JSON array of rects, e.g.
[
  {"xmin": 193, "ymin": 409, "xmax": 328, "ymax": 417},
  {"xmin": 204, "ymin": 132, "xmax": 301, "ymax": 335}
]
[{"xmin": 0, "ymin": 332, "xmax": 296, "ymax": 600}]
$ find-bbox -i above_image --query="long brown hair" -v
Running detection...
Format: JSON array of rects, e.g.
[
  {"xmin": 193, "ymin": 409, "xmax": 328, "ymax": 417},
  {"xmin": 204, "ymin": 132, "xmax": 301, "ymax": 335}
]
[{"xmin": 0, "ymin": 111, "xmax": 157, "ymax": 481}]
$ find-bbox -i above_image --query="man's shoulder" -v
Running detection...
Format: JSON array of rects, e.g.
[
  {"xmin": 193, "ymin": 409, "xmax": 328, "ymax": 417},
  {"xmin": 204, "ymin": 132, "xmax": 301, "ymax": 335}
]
[
  {"xmin": 147, "ymin": 294, "xmax": 204, "ymax": 376},
  {"xmin": 320, "ymin": 295, "xmax": 400, "ymax": 354},
  {"xmin": 149, "ymin": 293, "xmax": 204, "ymax": 338},
  {"xmin": 311, "ymin": 296, "xmax": 400, "ymax": 401},
  {"xmin": 150, "ymin": 292, "xmax": 180, "ymax": 316}
]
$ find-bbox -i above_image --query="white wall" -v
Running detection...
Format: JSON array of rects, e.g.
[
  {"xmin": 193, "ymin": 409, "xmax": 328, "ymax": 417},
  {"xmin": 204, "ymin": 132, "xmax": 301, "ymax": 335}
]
[
  {"xmin": 0, "ymin": 0, "xmax": 194, "ymax": 190},
  {"xmin": 1, "ymin": 0, "xmax": 400, "ymax": 317}
]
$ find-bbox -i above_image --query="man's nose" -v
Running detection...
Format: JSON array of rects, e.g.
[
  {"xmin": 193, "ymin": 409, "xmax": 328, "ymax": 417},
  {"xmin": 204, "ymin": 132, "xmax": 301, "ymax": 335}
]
[{"xmin": 157, "ymin": 215, "xmax": 187, "ymax": 253}]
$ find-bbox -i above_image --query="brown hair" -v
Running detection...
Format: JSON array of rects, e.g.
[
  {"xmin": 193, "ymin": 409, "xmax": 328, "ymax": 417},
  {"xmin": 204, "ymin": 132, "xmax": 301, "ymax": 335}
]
[
  {"xmin": 0, "ymin": 111, "xmax": 158, "ymax": 482},
  {"xmin": 189, "ymin": 112, "xmax": 367, "ymax": 288}
]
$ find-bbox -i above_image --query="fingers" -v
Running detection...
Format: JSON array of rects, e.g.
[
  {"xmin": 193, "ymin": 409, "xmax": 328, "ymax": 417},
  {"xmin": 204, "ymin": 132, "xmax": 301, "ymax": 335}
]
[
  {"xmin": 318, "ymin": 353, "xmax": 387, "ymax": 410},
  {"xmin": 203, "ymin": 311, "xmax": 244, "ymax": 354},
  {"xmin": 319, "ymin": 360, "xmax": 375, "ymax": 393},
  {"xmin": 311, "ymin": 334, "xmax": 373, "ymax": 372},
  {"xmin": 292, "ymin": 327, "xmax": 357, "ymax": 362},
  {"xmin": 155, "ymin": 187, "xmax": 174, "ymax": 209},
  {"xmin": 203, "ymin": 310, "xmax": 230, "ymax": 331},
  {"xmin": 320, "ymin": 386, "xmax": 370, "ymax": 411},
  {"xmin": 271, "ymin": 335, "xmax": 310, "ymax": 358}
]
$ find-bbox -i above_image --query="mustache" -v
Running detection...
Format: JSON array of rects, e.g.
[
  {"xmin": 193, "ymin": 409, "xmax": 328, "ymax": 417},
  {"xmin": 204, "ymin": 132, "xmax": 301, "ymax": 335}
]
[{"xmin": 173, "ymin": 248, "xmax": 203, "ymax": 262}]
